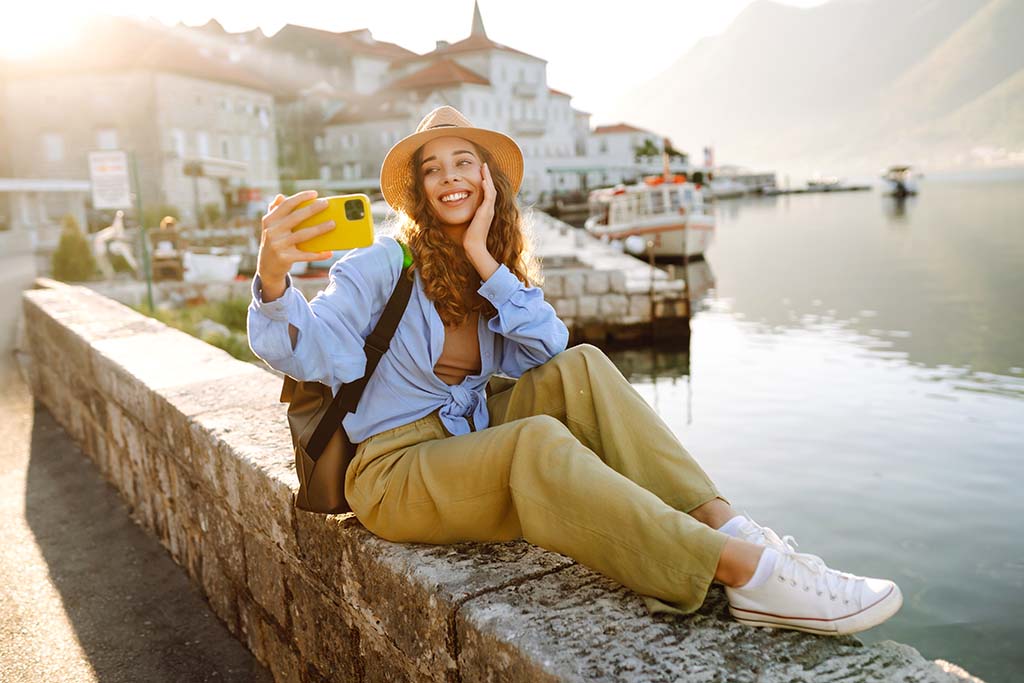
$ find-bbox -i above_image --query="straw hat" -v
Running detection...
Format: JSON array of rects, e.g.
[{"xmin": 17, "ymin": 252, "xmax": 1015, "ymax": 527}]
[{"xmin": 380, "ymin": 105, "xmax": 523, "ymax": 214}]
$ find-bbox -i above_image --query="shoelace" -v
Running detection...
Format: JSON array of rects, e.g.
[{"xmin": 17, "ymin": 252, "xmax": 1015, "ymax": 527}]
[
  {"xmin": 777, "ymin": 550, "xmax": 862, "ymax": 605},
  {"xmin": 738, "ymin": 510, "xmax": 800, "ymax": 554}
]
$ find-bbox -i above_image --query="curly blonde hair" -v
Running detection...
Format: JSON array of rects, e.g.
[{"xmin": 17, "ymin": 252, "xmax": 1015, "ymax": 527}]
[{"xmin": 395, "ymin": 140, "xmax": 542, "ymax": 327}]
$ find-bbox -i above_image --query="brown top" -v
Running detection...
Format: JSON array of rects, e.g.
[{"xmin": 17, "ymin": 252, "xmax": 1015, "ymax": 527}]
[{"xmin": 433, "ymin": 310, "xmax": 482, "ymax": 385}]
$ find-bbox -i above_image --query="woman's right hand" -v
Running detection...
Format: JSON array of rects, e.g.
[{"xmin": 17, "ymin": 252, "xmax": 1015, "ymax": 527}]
[{"xmin": 256, "ymin": 190, "xmax": 336, "ymax": 288}]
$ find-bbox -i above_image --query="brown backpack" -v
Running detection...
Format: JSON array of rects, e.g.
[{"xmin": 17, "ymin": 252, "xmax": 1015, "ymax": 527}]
[{"xmin": 280, "ymin": 261, "xmax": 415, "ymax": 514}]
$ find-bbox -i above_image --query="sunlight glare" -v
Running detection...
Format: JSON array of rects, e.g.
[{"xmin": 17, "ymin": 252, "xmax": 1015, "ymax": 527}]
[{"xmin": 0, "ymin": 12, "xmax": 80, "ymax": 60}]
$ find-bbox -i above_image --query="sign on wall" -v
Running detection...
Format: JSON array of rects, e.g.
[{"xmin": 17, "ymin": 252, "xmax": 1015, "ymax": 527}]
[{"xmin": 88, "ymin": 150, "xmax": 132, "ymax": 210}]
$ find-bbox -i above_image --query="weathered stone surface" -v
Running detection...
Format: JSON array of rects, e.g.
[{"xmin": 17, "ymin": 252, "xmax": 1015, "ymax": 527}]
[
  {"xmin": 562, "ymin": 272, "xmax": 584, "ymax": 298},
  {"xmin": 599, "ymin": 294, "xmax": 629, "ymax": 317},
  {"xmin": 239, "ymin": 594, "xmax": 302, "ymax": 683},
  {"xmin": 542, "ymin": 272, "xmax": 564, "ymax": 298},
  {"xmin": 457, "ymin": 563, "xmax": 971, "ymax": 683},
  {"xmin": 245, "ymin": 531, "xmax": 288, "ymax": 628},
  {"xmin": 585, "ymin": 271, "xmax": 610, "ymax": 294},
  {"xmin": 286, "ymin": 567, "xmax": 363, "ymax": 682},
  {"xmin": 295, "ymin": 506, "xmax": 575, "ymax": 682},
  {"xmin": 629, "ymin": 294, "xmax": 652, "ymax": 320},
  {"xmin": 578, "ymin": 296, "xmax": 599, "ymax": 319},
  {"xmin": 552, "ymin": 298, "xmax": 576, "ymax": 318}
]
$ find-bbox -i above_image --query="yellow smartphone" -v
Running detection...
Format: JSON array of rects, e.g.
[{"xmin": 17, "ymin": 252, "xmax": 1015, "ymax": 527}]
[{"xmin": 291, "ymin": 194, "xmax": 374, "ymax": 252}]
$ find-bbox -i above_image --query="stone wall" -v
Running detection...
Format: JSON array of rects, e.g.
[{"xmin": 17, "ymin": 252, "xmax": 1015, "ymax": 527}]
[{"xmin": 16, "ymin": 279, "xmax": 980, "ymax": 683}]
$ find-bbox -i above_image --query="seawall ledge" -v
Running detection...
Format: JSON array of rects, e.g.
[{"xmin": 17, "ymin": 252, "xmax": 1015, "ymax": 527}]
[{"xmin": 15, "ymin": 278, "xmax": 982, "ymax": 682}]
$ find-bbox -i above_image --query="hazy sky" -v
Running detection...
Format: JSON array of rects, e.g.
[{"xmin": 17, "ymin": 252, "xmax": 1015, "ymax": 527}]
[{"xmin": 2, "ymin": 0, "xmax": 829, "ymax": 124}]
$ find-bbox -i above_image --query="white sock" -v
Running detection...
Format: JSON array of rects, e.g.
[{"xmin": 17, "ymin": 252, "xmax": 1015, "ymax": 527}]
[
  {"xmin": 738, "ymin": 547, "xmax": 780, "ymax": 590},
  {"xmin": 716, "ymin": 514, "xmax": 749, "ymax": 538}
]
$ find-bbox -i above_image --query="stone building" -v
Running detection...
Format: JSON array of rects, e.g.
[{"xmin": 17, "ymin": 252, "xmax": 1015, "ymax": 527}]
[{"xmin": 0, "ymin": 16, "xmax": 280, "ymax": 228}]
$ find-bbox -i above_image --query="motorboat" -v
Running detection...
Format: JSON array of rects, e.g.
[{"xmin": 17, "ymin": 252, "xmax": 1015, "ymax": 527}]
[
  {"xmin": 584, "ymin": 174, "xmax": 715, "ymax": 261},
  {"xmin": 881, "ymin": 165, "xmax": 919, "ymax": 197}
]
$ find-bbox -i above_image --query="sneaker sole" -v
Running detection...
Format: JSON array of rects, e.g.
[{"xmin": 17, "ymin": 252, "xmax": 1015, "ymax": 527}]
[{"xmin": 728, "ymin": 584, "xmax": 903, "ymax": 636}]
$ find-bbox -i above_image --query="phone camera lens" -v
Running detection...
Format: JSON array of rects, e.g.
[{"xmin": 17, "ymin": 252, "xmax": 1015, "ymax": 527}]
[{"xmin": 344, "ymin": 199, "xmax": 365, "ymax": 221}]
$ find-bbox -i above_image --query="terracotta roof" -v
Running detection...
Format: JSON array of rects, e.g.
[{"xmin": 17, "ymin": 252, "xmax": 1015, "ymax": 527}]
[
  {"xmin": 396, "ymin": 33, "xmax": 545, "ymax": 66},
  {"xmin": 4, "ymin": 16, "xmax": 272, "ymax": 92},
  {"xmin": 548, "ymin": 87, "xmax": 571, "ymax": 98},
  {"xmin": 323, "ymin": 96, "xmax": 412, "ymax": 125},
  {"xmin": 386, "ymin": 59, "xmax": 490, "ymax": 91},
  {"xmin": 593, "ymin": 123, "xmax": 652, "ymax": 135},
  {"xmin": 266, "ymin": 23, "xmax": 417, "ymax": 61}
]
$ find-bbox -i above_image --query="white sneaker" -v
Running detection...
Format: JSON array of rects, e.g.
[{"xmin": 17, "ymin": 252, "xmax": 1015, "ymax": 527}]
[
  {"xmin": 734, "ymin": 511, "xmax": 801, "ymax": 553},
  {"xmin": 725, "ymin": 549, "xmax": 903, "ymax": 635}
]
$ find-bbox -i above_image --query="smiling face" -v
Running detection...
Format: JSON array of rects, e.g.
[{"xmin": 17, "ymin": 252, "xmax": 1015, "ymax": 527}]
[{"xmin": 418, "ymin": 135, "xmax": 485, "ymax": 230}]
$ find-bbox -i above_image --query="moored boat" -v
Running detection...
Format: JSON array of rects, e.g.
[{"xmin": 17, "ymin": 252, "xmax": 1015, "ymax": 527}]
[
  {"xmin": 584, "ymin": 174, "xmax": 715, "ymax": 261},
  {"xmin": 881, "ymin": 165, "xmax": 919, "ymax": 197}
]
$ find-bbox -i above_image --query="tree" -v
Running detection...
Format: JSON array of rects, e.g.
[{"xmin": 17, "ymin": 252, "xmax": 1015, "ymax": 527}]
[{"xmin": 51, "ymin": 214, "xmax": 98, "ymax": 282}]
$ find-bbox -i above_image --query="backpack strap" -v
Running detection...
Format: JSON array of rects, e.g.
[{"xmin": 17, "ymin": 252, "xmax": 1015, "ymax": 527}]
[{"xmin": 305, "ymin": 245, "xmax": 414, "ymax": 458}]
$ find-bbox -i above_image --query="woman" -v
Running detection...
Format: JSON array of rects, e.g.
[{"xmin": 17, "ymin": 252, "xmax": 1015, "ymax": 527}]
[{"xmin": 247, "ymin": 106, "xmax": 902, "ymax": 634}]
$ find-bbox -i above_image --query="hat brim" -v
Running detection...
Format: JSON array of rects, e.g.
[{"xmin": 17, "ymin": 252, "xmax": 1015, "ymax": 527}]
[{"xmin": 380, "ymin": 126, "xmax": 524, "ymax": 214}]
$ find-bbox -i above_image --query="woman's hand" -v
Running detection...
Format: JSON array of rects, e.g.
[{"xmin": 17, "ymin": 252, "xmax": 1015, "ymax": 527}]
[
  {"xmin": 256, "ymin": 191, "xmax": 335, "ymax": 290},
  {"xmin": 463, "ymin": 162, "xmax": 496, "ymax": 254}
]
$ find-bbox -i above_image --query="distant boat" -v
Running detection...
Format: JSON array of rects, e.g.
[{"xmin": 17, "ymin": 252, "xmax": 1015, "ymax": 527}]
[
  {"xmin": 584, "ymin": 175, "xmax": 715, "ymax": 261},
  {"xmin": 881, "ymin": 165, "xmax": 919, "ymax": 197}
]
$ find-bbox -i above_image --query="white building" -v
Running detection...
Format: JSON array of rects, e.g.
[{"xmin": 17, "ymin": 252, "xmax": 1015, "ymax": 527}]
[{"xmin": 316, "ymin": 3, "xmax": 692, "ymax": 204}]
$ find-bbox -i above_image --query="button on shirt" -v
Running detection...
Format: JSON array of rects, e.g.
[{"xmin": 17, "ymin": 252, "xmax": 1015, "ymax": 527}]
[{"xmin": 247, "ymin": 235, "xmax": 570, "ymax": 444}]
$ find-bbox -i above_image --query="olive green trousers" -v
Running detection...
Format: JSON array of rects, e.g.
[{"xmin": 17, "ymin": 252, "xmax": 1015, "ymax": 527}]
[{"xmin": 344, "ymin": 343, "xmax": 732, "ymax": 615}]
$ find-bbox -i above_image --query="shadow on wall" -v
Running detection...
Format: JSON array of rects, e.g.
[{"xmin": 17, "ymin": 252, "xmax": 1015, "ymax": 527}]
[{"xmin": 25, "ymin": 402, "xmax": 274, "ymax": 679}]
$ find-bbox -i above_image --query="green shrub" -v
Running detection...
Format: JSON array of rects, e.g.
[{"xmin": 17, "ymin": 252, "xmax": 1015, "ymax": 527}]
[
  {"xmin": 51, "ymin": 214, "xmax": 98, "ymax": 282},
  {"xmin": 133, "ymin": 297, "xmax": 258, "ymax": 364}
]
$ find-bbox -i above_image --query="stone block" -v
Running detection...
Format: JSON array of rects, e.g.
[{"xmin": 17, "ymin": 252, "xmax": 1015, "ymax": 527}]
[
  {"xmin": 585, "ymin": 271, "xmax": 610, "ymax": 294},
  {"xmin": 562, "ymin": 271, "xmax": 584, "ymax": 298},
  {"xmin": 577, "ymin": 296, "xmax": 599, "ymax": 319},
  {"xmin": 287, "ymin": 568, "xmax": 363, "ymax": 682},
  {"xmin": 245, "ymin": 531, "xmax": 288, "ymax": 628},
  {"xmin": 200, "ymin": 541, "xmax": 241, "ymax": 635},
  {"xmin": 609, "ymin": 270, "xmax": 627, "ymax": 292},
  {"xmin": 599, "ymin": 294, "xmax": 629, "ymax": 317},
  {"xmin": 239, "ymin": 594, "xmax": 302, "ymax": 683},
  {"xmin": 541, "ymin": 272, "xmax": 563, "ymax": 298},
  {"xmin": 552, "ymin": 298, "xmax": 576, "ymax": 318},
  {"xmin": 629, "ymin": 294, "xmax": 652, "ymax": 320}
]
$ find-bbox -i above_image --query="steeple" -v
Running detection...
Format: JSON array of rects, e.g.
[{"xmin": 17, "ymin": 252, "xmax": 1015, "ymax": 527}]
[{"xmin": 471, "ymin": 0, "xmax": 488, "ymax": 38}]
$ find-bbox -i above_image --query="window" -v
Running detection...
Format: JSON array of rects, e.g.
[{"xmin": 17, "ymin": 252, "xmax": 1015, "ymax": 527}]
[
  {"xmin": 314, "ymin": 136, "xmax": 325, "ymax": 153},
  {"xmin": 240, "ymin": 136, "xmax": 252, "ymax": 161},
  {"xmin": 196, "ymin": 131, "xmax": 210, "ymax": 157},
  {"xmin": 220, "ymin": 137, "xmax": 230, "ymax": 158},
  {"xmin": 218, "ymin": 97, "xmax": 230, "ymax": 112},
  {"xmin": 599, "ymin": 139, "xmax": 608, "ymax": 154},
  {"xmin": 96, "ymin": 127, "xmax": 118, "ymax": 150},
  {"xmin": 169, "ymin": 129, "xmax": 185, "ymax": 157},
  {"xmin": 259, "ymin": 138, "xmax": 269, "ymax": 161},
  {"xmin": 42, "ymin": 133, "xmax": 63, "ymax": 162}
]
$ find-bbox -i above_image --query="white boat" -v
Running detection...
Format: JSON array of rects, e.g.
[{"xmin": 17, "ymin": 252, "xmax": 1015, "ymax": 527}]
[
  {"xmin": 708, "ymin": 177, "xmax": 748, "ymax": 199},
  {"xmin": 584, "ymin": 175, "xmax": 715, "ymax": 261},
  {"xmin": 881, "ymin": 165, "xmax": 919, "ymax": 197}
]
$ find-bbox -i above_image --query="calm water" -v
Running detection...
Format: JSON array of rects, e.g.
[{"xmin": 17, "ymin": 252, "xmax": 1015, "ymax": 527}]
[{"xmin": 606, "ymin": 179, "xmax": 1024, "ymax": 682}]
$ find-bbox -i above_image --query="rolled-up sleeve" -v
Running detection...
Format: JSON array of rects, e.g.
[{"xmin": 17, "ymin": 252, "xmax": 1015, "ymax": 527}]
[
  {"xmin": 478, "ymin": 263, "xmax": 569, "ymax": 378},
  {"xmin": 246, "ymin": 237, "xmax": 404, "ymax": 393}
]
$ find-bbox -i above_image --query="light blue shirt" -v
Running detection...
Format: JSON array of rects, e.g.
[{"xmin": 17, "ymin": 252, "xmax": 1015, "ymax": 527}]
[{"xmin": 247, "ymin": 235, "xmax": 569, "ymax": 443}]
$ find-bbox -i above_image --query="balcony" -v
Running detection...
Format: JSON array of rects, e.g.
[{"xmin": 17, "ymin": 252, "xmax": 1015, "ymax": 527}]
[
  {"xmin": 513, "ymin": 83, "xmax": 538, "ymax": 98},
  {"xmin": 510, "ymin": 119, "xmax": 546, "ymax": 136}
]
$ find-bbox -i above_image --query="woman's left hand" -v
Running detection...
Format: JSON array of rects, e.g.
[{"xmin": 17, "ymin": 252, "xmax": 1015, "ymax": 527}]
[{"xmin": 463, "ymin": 162, "xmax": 495, "ymax": 254}]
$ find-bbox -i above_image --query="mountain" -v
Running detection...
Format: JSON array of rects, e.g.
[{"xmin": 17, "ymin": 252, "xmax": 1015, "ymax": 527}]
[{"xmin": 606, "ymin": 0, "xmax": 1023, "ymax": 177}]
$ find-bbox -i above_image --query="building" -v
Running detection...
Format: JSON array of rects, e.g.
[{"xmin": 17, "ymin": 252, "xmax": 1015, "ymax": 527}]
[
  {"xmin": 0, "ymin": 16, "xmax": 280, "ymax": 229},
  {"xmin": 314, "ymin": 2, "xmax": 690, "ymax": 203}
]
